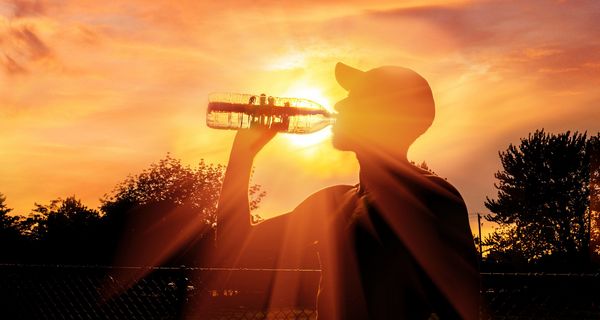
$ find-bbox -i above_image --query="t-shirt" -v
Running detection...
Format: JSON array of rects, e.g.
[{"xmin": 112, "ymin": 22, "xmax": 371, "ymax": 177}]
[{"xmin": 241, "ymin": 164, "xmax": 479, "ymax": 319}]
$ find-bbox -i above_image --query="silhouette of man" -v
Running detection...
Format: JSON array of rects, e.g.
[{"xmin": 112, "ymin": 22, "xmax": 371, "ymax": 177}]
[{"xmin": 214, "ymin": 63, "xmax": 479, "ymax": 319}]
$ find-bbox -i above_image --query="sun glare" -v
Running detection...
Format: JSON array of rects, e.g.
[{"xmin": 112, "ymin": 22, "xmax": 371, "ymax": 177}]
[{"xmin": 282, "ymin": 85, "xmax": 334, "ymax": 148}]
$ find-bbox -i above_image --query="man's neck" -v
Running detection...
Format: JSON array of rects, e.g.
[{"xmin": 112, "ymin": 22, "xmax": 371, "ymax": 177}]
[
  {"xmin": 357, "ymin": 150, "xmax": 411, "ymax": 190},
  {"xmin": 356, "ymin": 150, "xmax": 409, "ymax": 169}
]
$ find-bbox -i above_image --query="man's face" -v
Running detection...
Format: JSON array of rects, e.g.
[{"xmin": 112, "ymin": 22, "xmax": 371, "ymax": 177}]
[
  {"xmin": 331, "ymin": 94, "xmax": 357, "ymax": 151},
  {"xmin": 331, "ymin": 89, "xmax": 396, "ymax": 152},
  {"xmin": 331, "ymin": 89, "xmax": 433, "ymax": 156}
]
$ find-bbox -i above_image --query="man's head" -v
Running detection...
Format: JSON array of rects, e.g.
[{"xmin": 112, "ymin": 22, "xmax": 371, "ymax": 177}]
[{"xmin": 332, "ymin": 62, "xmax": 435, "ymax": 158}]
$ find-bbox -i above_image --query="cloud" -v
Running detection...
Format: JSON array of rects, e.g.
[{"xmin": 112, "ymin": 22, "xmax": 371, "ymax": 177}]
[
  {"xmin": 1, "ymin": 24, "xmax": 57, "ymax": 76},
  {"xmin": 323, "ymin": 1, "xmax": 600, "ymax": 89},
  {"xmin": 11, "ymin": 25, "xmax": 52, "ymax": 59},
  {"xmin": 9, "ymin": 0, "xmax": 45, "ymax": 18},
  {"xmin": 365, "ymin": 0, "xmax": 600, "ymax": 47},
  {"xmin": 2, "ymin": 54, "xmax": 27, "ymax": 75}
]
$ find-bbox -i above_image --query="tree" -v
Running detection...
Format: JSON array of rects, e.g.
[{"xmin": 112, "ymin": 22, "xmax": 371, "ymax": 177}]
[
  {"xmin": 410, "ymin": 160, "xmax": 439, "ymax": 176},
  {"xmin": 0, "ymin": 193, "xmax": 19, "ymax": 234},
  {"xmin": 99, "ymin": 154, "xmax": 266, "ymax": 266},
  {"xmin": 0, "ymin": 193, "xmax": 24, "ymax": 262},
  {"xmin": 21, "ymin": 196, "xmax": 102, "ymax": 263},
  {"xmin": 101, "ymin": 154, "xmax": 265, "ymax": 227},
  {"xmin": 589, "ymin": 134, "xmax": 600, "ymax": 261},
  {"xmin": 484, "ymin": 130, "xmax": 599, "ymax": 267}
]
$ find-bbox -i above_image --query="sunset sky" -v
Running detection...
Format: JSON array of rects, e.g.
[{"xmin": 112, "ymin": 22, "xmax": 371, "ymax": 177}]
[{"xmin": 1, "ymin": 0, "xmax": 599, "ymax": 236}]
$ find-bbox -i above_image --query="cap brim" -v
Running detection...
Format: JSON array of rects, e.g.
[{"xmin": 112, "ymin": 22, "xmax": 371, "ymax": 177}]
[{"xmin": 335, "ymin": 62, "xmax": 364, "ymax": 92}]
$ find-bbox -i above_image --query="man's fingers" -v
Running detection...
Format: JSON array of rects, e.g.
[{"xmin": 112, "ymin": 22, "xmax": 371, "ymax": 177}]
[{"xmin": 233, "ymin": 127, "xmax": 278, "ymax": 154}]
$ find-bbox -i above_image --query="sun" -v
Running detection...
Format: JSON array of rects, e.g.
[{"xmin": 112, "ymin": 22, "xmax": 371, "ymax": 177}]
[{"xmin": 282, "ymin": 85, "xmax": 334, "ymax": 147}]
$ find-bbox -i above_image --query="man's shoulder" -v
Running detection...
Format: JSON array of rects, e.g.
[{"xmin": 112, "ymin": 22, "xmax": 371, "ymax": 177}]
[
  {"xmin": 425, "ymin": 174, "xmax": 462, "ymax": 199},
  {"xmin": 293, "ymin": 184, "xmax": 356, "ymax": 212},
  {"xmin": 307, "ymin": 184, "xmax": 356, "ymax": 200},
  {"xmin": 407, "ymin": 167, "xmax": 466, "ymax": 210}
]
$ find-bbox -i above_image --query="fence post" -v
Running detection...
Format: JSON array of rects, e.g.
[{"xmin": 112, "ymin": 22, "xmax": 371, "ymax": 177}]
[
  {"xmin": 478, "ymin": 213, "xmax": 483, "ymax": 264},
  {"xmin": 175, "ymin": 265, "xmax": 189, "ymax": 318}
]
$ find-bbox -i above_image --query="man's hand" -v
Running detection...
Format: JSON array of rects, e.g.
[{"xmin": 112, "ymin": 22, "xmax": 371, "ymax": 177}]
[{"xmin": 232, "ymin": 125, "xmax": 278, "ymax": 156}]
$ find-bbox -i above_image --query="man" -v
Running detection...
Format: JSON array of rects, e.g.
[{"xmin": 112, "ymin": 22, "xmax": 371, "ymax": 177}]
[{"xmin": 214, "ymin": 63, "xmax": 479, "ymax": 319}]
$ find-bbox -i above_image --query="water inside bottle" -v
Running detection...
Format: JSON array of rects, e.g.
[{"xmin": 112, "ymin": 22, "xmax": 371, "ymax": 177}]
[{"xmin": 206, "ymin": 93, "xmax": 335, "ymax": 134}]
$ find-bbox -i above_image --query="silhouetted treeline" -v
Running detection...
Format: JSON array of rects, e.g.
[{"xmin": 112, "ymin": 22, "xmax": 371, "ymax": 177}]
[
  {"xmin": 0, "ymin": 154, "xmax": 265, "ymax": 266},
  {"xmin": 483, "ymin": 129, "xmax": 600, "ymax": 272}
]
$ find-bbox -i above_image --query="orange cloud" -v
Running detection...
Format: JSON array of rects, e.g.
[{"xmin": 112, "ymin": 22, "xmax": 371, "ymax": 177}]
[
  {"xmin": 1, "ymin": 24, "xmax": 55, "ymax": 75},
  {"xmin": 8, "ymin": 0, "xmax": 45, "ymax": 18},
  {"xmin": 2, "ymin": 54, "xmax": 27, "ymax": 74}
]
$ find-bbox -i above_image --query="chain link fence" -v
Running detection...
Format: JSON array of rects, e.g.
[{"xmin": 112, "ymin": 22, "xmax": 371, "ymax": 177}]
[
  {"xmin": 1, "ymin": 264, "xmax": 599, "ymax": 319},
  {"xmin": 480, "ymin": 272, "xmax": 600, "ymax": 319}
]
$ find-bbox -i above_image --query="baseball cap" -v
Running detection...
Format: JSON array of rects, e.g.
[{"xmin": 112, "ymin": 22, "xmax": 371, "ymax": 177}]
[{"xmin": 334, "ymin": 62, "xmax": 435, "ymax": 126}]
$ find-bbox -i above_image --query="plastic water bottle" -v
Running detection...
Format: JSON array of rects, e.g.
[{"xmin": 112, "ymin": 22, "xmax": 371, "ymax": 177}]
[{"xmin": 206, "ymin": 92, "xmax": 335, "ymax": 134}]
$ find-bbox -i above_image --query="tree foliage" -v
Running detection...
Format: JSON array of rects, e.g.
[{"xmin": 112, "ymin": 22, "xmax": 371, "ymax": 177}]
[
  {"xmin": 0, "ymin": 193, "xmax": 23, "ymax": 261},
  {"xmin": 18, "ymin": 196, "xmax": 102, "ymax": 263},
  {"xmin": 23, "ymin": 197, "xmax": 101, "ymax": 241},
  {"xmin": 0, "ymin": 193, "xmax": 19, "ymax": 235},
  {"xmin": 97, "ymin": 155, "xmax": 266, "ymax": 266},
  {"xmin": 588, "ymin": 134, "xmax": 600, "ymax": 260},
  {"xmin": 484, "ymin": 130, "xmax": 599, "ymax": 266},
  {"xmin": 100, "ymin": 154, "xmax": 265, "ymax": 227},
  {"xmin": 0, "ymin": 155, "xmax": 266, "ymax": 265},
  {"xmin": 410, "ymin": 160, "xmax": 437, "ymax": 176}
]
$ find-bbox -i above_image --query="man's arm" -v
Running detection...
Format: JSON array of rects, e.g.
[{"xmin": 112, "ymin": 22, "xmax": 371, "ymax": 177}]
[
  {"xmin": 214, "ymin": 127, "xmax": 354, "ymax": 268},
  {"xmin": 215, "ymin": 128, "xmax": 277, "ymax": 246}
]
